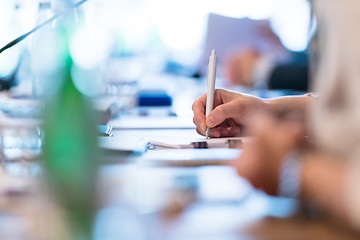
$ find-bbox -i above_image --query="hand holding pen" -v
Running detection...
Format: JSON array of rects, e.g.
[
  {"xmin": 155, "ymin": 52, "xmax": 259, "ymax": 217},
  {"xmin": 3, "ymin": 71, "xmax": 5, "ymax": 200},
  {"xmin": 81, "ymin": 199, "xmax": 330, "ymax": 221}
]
[
  {"xmin": 192, "ymin": 49, "xmax": 269, "ymax": 138},
  {"xmin": 192, "ymin": 88, "xmax": 268, "ymax": 138}
]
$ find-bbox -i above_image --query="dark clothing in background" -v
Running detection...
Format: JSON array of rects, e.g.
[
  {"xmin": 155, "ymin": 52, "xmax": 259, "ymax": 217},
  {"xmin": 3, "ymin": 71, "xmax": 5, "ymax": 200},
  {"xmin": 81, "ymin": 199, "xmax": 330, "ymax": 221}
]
[
  {"xmin": 268, "ymin": 51, "xmax": 309, "ymax": 92},
  {"xmin": 269, "ymin": 63, "xmax": 309, "ymax": 92}
]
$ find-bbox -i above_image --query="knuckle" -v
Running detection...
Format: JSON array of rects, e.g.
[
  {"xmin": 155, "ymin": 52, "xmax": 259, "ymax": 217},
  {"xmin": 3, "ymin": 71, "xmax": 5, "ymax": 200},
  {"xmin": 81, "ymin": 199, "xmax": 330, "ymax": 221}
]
[{"xmin": 215, "ymin": 88, "xmax": 223, "ymax": 96}]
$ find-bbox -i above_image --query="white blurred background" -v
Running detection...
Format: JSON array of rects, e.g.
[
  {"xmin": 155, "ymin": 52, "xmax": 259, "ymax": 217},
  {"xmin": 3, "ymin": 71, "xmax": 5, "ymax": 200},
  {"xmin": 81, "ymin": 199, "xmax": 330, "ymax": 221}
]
[{"xmin": 0, "ymin": 0, "xmax": 311, "ymax": 79}]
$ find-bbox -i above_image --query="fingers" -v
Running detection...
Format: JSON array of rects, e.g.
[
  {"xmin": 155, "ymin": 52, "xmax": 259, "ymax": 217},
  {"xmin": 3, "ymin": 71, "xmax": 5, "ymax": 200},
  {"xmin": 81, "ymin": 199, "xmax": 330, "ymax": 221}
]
[
  {"xmin": 195, "ymin": 125, "xmax": 206, "ymax": 136},
  {"xmin": 193, "ymin": 89, "xmax": 245, "ymax": 137},
  {"xmin": 205, "ymin": 126, "xmax": 241, "ymax": 138},
  {"xmin": 192, "ymin": 90, "xmax": 230, "ymax": 135},
  {"xmin": 192, "ymin": 93, "xmax": 207, "ymax": 135}
]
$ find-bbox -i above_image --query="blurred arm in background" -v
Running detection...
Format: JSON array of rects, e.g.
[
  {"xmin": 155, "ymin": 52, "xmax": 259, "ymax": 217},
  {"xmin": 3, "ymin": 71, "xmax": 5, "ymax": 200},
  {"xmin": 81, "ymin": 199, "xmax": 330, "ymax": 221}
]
[{"xmin": 233, "ymin": 112, "xmax": 358, "ymax": 230}]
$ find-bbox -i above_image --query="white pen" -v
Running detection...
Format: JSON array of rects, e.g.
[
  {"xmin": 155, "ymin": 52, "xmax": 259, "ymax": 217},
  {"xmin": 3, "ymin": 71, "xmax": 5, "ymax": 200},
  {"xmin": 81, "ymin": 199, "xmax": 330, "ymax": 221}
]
[{"xmin": 205, "ymin": 49, "xmax": 217, "ymax": 139}]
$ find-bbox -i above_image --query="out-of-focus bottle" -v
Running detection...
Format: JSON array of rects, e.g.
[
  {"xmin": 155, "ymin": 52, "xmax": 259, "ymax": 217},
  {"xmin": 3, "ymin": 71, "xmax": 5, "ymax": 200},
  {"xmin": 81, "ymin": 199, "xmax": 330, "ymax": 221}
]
[
  {"xmin": 42, "ymin": 17, "xmax": 100, "ymax": 239},
  {"xmin": 30, "ymin": 1, "xmax": 60, "ymax": 98}
]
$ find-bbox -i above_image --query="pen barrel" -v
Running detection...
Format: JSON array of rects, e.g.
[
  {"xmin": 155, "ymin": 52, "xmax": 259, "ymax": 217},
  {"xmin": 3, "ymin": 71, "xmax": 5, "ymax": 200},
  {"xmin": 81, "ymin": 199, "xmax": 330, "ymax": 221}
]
[{"xmin": 205, "ymin": 52, "xmax": 217, "ymax": 117}]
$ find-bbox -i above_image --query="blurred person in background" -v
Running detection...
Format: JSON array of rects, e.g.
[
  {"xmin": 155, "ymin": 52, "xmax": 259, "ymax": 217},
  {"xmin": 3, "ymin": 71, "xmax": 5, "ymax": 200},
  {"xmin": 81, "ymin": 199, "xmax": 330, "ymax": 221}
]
[
  {"xmin": 222, "ymin": 2, "xmax": 311, "ymax": 92},
  {"xmin": 193, "ymin": 0, "xmax": 360, "ymax": 230},
  {"xmin": 224, "ymin": 47, "xmax": 309, "ymax": 91}
]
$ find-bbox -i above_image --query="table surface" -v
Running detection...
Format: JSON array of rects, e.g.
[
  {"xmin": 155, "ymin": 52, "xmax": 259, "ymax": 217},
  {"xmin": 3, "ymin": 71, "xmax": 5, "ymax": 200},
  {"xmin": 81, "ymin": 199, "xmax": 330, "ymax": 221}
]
[
  {"xmin": 0, "ymin": 75, "xmax": 359, "ymax": 239},
  {"xmin": 98, "ymin": 128, "xmax": 360, "ymax": 240},
  {"xmin": 1, "ymin": 152, "xmax": 360, "ymax": 240}
]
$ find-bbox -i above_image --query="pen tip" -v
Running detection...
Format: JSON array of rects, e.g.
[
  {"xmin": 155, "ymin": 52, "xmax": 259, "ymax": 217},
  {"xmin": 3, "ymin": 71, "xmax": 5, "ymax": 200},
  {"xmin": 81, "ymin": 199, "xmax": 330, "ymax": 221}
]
[{"xmin": 211, "ymin": 49, "xmax": 216, "ymax": 55}]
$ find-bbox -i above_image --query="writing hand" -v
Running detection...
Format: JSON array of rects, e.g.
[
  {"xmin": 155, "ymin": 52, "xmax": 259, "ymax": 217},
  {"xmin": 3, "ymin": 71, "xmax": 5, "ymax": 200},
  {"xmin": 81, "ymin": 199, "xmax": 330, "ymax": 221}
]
[{"xmin": 192, "ymin": 89, "xmax": 268, "ymax": 137}]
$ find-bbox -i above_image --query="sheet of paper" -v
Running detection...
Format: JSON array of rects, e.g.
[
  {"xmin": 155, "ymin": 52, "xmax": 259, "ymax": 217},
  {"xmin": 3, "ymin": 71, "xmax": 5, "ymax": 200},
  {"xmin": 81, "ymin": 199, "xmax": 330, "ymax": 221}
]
[
  {"xmin": 98, "ymin": 129, "xmax": 200, "ymax": 153},
  {"xmin": 147, "ymin": 137, "xmax": 253, "ymax": 149},
  {"xmin": 98, "ymin": 128, "xmax": 252, "ymax": 153},
  {"xmin": 108, "ymin": 116, "xmax": 195, "ymax": 129},
  {"xmin": 139, "ymin": 148, "xmax": 242, "ymax": 167}
]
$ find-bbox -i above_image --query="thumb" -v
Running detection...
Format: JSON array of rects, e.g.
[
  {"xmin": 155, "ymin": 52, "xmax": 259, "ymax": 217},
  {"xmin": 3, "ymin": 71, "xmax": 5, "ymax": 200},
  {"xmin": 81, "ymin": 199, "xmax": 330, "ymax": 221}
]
[{"xmin": 206, "ymin": 101, "xmax": 241, "ymax": 128}]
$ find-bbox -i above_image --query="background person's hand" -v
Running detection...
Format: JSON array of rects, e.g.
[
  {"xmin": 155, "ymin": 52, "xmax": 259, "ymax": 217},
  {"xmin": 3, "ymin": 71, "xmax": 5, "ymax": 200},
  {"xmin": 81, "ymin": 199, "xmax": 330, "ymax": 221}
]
[
  {"xmin": 192, "ymin": 89, "xmax": 268, "ymax": 137},
  {"xmin": 224, "ymin": 48, "xmax": 261, "ymax": 87},
  {"xmin": 233, "ymin": 112, "xmax": 305, "ymax": 195}
]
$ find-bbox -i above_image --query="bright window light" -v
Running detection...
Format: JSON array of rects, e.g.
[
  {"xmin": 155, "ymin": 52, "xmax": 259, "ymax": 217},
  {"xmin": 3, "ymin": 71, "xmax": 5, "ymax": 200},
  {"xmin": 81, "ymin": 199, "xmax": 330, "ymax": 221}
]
[{"xmin": 270, "ymin": 0, "xmax": 311, "ymax": 52}]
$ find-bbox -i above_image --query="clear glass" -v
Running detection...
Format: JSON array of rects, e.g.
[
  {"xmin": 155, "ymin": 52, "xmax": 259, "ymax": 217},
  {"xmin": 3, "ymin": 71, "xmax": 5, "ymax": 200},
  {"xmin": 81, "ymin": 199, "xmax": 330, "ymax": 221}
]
[
  {"xmin": 0, "ymin": 119, "xmax": 43, "ymax": 177},
  {"xmin": 100, "ymin": 57, "xmax": 143, "ymax": 114}
]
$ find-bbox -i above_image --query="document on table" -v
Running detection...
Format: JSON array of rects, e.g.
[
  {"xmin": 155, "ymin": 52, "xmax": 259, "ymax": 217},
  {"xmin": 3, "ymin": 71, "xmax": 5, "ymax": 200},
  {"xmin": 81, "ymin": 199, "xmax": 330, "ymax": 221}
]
[
  {"xmin": 147, "ymin": 137, "xmax": 252, "ymax": 150},
  {"xmin": 98, "ymin": 129, "xmax": 251, "ymax": 166},
  {"xmin": 98, "ymin": 127, "xmax": 252, "ymax": 153},
  {"xmin": 142, "ymin": 137, "xmax": 251, "ymax": 167}
]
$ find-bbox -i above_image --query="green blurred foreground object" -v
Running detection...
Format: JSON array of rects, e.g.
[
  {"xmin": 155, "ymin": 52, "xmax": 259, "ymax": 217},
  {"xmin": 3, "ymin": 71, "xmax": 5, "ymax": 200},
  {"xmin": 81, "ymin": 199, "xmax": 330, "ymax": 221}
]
[{"xmin": 42, "ymin": 26, "xmax": 99, "ymax": 239}]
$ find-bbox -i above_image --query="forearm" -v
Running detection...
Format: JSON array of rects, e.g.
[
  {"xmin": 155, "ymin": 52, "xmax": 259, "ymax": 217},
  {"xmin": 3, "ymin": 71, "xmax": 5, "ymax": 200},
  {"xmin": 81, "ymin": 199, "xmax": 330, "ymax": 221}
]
[
  {"xmin": 266, "ymin": 95, "xmax": 313, "ymax": 115},
  {"xmin": 301, "ymin": 153, "xmax": 348, "ymax": 222}
]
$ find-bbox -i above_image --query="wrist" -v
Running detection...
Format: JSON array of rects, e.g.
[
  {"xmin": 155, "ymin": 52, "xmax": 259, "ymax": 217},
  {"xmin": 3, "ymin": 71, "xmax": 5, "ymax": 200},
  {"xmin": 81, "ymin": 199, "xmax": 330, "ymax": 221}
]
[
  {"xmin": 267, "ymin": 95, "xmax": 311, "ymax": 116},
  {"xmin": 278, "ymin": 151, "xmax": 303, "ymax": 198}
]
